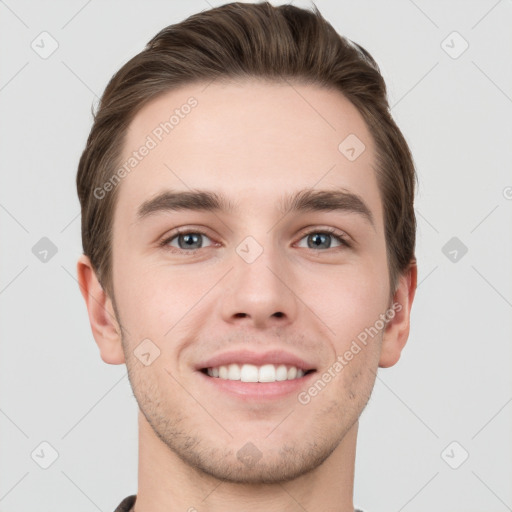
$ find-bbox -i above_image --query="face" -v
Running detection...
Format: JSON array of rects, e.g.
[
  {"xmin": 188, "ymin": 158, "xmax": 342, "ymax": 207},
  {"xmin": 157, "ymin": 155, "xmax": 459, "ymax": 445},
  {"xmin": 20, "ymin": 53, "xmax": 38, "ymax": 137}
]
[{"xmin": 104, "ymin": 79, "xmax": 403, "ymax": 483}]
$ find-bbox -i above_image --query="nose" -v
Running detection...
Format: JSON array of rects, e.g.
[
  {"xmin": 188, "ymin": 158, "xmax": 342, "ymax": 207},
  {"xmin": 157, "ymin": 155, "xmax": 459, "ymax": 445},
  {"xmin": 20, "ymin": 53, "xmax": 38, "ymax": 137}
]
[{"xmin": 219, "ymin": 238, "xmax": 299, "ymax": 329}]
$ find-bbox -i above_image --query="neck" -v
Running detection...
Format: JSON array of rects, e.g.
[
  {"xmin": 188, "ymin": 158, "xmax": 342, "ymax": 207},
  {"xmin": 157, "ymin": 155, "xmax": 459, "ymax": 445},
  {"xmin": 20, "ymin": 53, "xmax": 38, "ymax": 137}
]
[{"xmin": 134, "ymin": 411, "xmax": 357, "ymax": 512}]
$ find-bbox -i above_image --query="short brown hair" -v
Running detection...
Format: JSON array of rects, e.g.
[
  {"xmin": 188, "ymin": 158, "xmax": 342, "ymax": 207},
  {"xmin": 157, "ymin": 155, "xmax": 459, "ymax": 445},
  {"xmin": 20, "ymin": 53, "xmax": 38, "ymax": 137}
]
[{"xmin": 77, "ymin": 1, "xmax": 417, "ymax": 299}]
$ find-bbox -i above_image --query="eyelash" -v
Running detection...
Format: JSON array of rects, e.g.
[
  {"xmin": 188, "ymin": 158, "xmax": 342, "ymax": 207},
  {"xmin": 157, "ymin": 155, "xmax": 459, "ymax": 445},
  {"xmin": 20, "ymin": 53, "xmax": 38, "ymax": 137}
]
[{"xmin": 158, "ymin": 227, "xmax": 351, "ymax": 253}]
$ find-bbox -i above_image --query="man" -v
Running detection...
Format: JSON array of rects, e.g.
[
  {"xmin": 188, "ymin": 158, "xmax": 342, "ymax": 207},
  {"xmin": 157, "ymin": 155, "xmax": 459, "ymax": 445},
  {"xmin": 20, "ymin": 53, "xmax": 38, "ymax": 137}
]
[{"xmin": 76, "ymin": 2, "xmax": 417, "ymax": 511}]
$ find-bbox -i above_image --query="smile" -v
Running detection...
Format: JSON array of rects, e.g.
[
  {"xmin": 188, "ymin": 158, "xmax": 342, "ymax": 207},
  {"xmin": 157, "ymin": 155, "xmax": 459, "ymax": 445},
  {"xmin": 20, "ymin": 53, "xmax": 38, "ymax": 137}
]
[{"xmin": 202, "ymin": 363, "xmax": 316, "ymax": 382}]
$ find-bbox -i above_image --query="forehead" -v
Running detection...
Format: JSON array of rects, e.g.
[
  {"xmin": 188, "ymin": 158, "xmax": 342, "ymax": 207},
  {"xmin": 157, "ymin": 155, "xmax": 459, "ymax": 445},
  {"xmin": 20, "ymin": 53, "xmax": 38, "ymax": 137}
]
[{"xmin": 114, "ymin": 79, "xmax": 381, "ymax": 226}]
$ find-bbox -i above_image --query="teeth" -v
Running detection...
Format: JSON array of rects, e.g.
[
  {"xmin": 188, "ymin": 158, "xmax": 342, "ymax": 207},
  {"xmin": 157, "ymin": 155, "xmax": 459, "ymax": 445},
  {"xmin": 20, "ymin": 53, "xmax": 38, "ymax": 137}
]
[
  {"xmin": 206, "ymin": 363, "xmax": 307, "ymax": 382},
  {"xmin": 241, "ymin": 363, "xmax": 259, "ymax": 382}
]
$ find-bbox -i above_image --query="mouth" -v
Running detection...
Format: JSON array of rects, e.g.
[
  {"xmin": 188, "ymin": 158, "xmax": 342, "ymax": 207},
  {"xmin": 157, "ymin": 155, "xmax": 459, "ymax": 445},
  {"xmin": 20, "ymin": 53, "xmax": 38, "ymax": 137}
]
[
  {"xmin": 194, "ymin": 349, "xmax": 318, "ymax": 400},
  {"xmin": 197, "ymin": 364, "xmax": 318, "ymax": 401},
  {"xmin": 200, "ymin": 363, "xmax": 317, "ymax": 383}
]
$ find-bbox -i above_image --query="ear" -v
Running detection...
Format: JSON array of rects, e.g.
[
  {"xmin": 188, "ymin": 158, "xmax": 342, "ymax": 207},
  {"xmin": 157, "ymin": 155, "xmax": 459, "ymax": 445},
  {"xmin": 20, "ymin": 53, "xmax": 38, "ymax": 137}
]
[
  {"xmin": 76, "ymin": 254, "xmax": 125, "ymax": 365},
  {"xmin": 379, "ymin": 261, "xmax": 417, "ymax": 368}
]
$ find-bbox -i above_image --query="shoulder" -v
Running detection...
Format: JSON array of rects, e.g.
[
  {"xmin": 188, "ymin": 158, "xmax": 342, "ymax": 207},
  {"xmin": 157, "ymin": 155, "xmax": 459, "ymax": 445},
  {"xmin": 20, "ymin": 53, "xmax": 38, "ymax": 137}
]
[{"xmin": 113, "ymin": 494, "xmax": 137, "ymax": 512}]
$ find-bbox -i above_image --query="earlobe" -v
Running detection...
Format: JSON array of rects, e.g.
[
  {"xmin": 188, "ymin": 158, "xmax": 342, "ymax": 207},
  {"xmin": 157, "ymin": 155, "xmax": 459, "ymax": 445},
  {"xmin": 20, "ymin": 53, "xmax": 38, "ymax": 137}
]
[
  {"xmin": 378, "ymin": 261, "xmax": 418, "ymax": 368},
  {"xmin": 76, "ymin": 254, "xmax": 125, "ymax": 365}
]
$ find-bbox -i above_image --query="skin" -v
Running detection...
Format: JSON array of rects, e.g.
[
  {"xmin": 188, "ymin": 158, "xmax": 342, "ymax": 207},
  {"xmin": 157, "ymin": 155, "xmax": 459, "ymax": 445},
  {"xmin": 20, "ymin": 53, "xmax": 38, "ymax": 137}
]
[{"xmin": 77, "ymin": 79, "xmax": 417, "ymax": 512}]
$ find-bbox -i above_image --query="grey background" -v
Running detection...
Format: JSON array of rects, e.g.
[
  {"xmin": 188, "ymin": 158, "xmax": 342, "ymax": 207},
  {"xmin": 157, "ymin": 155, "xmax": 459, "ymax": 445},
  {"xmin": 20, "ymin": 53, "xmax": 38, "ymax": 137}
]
[{"xmin": 1, "ymin": 0, "xmax": 511, "ymax": 511}]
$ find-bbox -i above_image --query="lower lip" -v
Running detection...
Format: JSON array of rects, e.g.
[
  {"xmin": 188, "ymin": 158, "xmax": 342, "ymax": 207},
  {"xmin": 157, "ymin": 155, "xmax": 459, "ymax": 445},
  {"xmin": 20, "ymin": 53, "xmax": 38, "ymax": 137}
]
[{"xmin": 197, "ymin": 370, "xmax": 317, "ymax": 400}]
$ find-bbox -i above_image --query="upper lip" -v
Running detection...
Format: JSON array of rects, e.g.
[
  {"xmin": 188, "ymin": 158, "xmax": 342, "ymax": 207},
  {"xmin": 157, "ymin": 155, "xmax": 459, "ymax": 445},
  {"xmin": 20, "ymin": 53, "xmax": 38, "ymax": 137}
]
[{"xmin": 195, "ymin": 349, "xmax": 316, "ymax": 372}]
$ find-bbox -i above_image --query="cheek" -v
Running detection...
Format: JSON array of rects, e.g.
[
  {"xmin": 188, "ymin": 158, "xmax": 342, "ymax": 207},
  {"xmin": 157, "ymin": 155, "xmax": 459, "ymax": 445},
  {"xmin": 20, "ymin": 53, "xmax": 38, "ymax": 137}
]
[
  {"xmin": 113, "ymin": 257, "xmax": 214, "ymax": 341},
  {"xmin": 113, "ymin": 231, "xmax": 390, "ymax": 346},
  {"xmin": 301, "ymin": 258, "xmax": 390, "ymax": 342}
]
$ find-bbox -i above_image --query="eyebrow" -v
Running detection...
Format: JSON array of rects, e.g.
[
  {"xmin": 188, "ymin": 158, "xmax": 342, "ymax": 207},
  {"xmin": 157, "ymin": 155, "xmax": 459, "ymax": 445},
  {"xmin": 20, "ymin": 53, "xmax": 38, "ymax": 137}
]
[{"xmin": 136, "ymin": 188, "xmax": 374, "ymax": 227}]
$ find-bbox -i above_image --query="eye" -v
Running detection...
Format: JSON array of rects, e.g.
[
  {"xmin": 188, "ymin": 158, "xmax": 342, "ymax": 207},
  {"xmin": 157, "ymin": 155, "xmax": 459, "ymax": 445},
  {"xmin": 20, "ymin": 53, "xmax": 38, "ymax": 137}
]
[
  {"xmin": 159, "ymin": 229, "xmax": 214, "ymax": 252},
  {"xmin": 296, "ymin": 228, "xmax": 351, "ymax": 250},
  {"xmin": 158, "ymin": 227, "xmax": 350, "ymax": 254}
]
